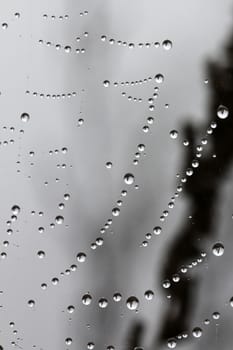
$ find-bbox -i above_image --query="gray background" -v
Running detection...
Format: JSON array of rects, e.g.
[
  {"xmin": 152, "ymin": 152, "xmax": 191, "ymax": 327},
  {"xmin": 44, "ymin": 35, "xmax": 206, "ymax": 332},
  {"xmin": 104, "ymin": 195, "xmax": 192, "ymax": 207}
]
[{"xmin": 0, "ymin": 0, "xmax": 233, "ymax": 349}]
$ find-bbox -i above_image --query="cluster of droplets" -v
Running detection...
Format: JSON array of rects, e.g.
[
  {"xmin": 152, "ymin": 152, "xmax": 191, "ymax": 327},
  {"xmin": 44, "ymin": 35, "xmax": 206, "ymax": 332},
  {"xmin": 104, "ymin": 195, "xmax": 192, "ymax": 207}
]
[
  {"xmin": 132, "ymin": 143, "xmax": 146, "ymax": 166},
  {"xmin": 8, "ymin": 321, "xmax": 22, "ymax": 348},
  {"xmin": 140, "ymin": 118, "xmax": 220, "ymax": 247},
  {"xmin": 80, "ymin": 290, "xmax": 154, "ymax": 311},
  {"xmin": 101, "ymin": 36, "xmax": 172, "ymax": 50},
  {"xmin": 38, "ymin": 38, "xmax": 86, "ymax": 54},
  {"xmin": 161, "ymin": 252, "xmax": 207, "ymax": 299},
  {"xmin": 121, "ymin": 92, "xmax": 143, "ymax": 103},
  {"xmin": 0, "ymin": 125, "xmax": 25, "ymax": 148},
  {"xmin": 1, "ymin": 12, "xmax": 20, "ymax": 30},
  {"xmin": 111, "ymin": 75, "xmax": 156, "ymax": 87},
  {"xmin": 167, "ymin": 310, "xmax": 221, "ymax": 348},
  {"xmin": 42, "ymin": 13, "xmax": 69, "ymax": 20},
  {"xmin": 0, "ymin": 205, "xmax": 22, "ymax": 260},
  {"xmin": 25, "ymin": 90, "xmax": 77, "ymax": 99},
  {"xmin": 103, "ymin": 75, "xmax": 164, "ymax": 89}
]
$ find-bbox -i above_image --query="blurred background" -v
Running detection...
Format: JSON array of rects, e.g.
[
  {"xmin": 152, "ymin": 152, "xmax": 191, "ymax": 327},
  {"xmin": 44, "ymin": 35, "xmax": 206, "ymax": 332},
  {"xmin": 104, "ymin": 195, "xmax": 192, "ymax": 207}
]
[{"xmin": 0, "ymin": 0, "xmax": 233, "ymax": 349}]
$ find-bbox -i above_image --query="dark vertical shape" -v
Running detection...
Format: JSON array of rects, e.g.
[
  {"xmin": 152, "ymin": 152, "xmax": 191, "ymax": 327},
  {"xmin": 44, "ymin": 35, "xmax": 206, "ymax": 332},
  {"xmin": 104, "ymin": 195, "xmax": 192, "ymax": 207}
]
[{"xmin": 158, "ymin": 28, "xmax": 233, "ymax": 345}]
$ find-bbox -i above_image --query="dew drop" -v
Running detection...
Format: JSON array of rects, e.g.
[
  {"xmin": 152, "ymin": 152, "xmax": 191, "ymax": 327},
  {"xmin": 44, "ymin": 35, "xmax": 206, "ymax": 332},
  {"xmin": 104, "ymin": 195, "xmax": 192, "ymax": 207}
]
[
  {"xmin": 144, "ymin": 290, "xmax": 154, "ymax": 300},
  {"xmin": 212, "ymin": 242, "xmax": 224, "ymax": 256},
  {"xmin": 82, "ymin": 293, "xmax": 92, "ymax": 306},
  {"xmin": 67, "ymin": 305, "xmax": 75, "ymax": 313},
  {"xmin": 20, "ymin": 113, "xmax": 30, "ymax": 122},
  {"xmin": 112, "ymin": 207, "xmax": 120, "ymax": 216},
  {"xmin": 126, "ymin": 296, "xmax": 139, "ymax": 310},
  {"xmin": 124, "ymin": 173, "xmax": 135, "ymax": 185},
  {"xmin": 170, "ymin": 130, "xmax": 178, "ymax": 139},
  {"xmin": 55, "ymin": 215, "xmax": 64, "ymax": 224},
  {"xmin": 98, "ymin": 298, "xmax": 108, "ymax": 308},
  {"xmin": 162, "ymin": 40, "xmax": 172, "ymax": 50},
  {"xmin": 217, "ymin": 105, "xmax": 229, "ymax": 119},
  {"xmin": 103, "ymin": 80, "xmax": 110, "ymax": 87},
  {"xmin": 192, "ymin": 327, "xmax": 202, "ymax": 338},
  {"xmin": 76, "ymin": 252, "xmax": 86, "ymax": 262},
  {"xmin": 65, "ymin": 338, "xmax": 72, "ymax": 346}
]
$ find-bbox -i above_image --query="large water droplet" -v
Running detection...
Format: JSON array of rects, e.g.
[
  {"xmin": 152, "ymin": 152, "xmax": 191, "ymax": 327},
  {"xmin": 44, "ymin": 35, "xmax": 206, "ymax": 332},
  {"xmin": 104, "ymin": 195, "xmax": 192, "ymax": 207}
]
[
  {"xmin": 126, "ymin": 296, "xmax": 139, "ymax": 310},
  {"xmin": 192, "ymin": 327, "xmax": 202, "ymax": 338},
  {"xmin": 217, "ymin": 105, "xmax": 229, "ymax": 119},
  {"xmin": 82, "ymin": 293, "xmax": 92, "ymax": 305},
  {"xmin": 20, "ymin": 113, "xmax": 30, "ymax": 122},
  {"xmin": 212, "ymin": 242, "xmax": 224, "ymax": 256},
  {"xmin": 124, "ymin": 173, "xmax": 135, "ymax": 185}
]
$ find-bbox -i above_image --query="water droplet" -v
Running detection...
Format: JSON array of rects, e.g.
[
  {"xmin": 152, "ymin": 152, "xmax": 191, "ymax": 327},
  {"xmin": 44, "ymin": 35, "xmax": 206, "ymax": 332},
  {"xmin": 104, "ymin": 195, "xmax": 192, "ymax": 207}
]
[
  {"xmin": 106, "ymin": 162, "xmax": 112, "ymax": 169},
  {"xmin": 126, "ymin": 296, "xmax": 139, "ymax": 310},
  {"xmin": 192, "ymin": 327, "xmax": 202, "ymax": 338},
  {"xmin": 113, "ymin": 292, "xmax": 122, "ymax": 302},
  {"xmin": 170, "ymin": 130, "xmax": 178, "ymax": 139},
  {"xmin": 65, "ymin": 338, "xmax": 72, "ymax": 346},
  {"xmin": 11, "ymin": 205, "xmax": 20, "ymax": 215},
  {"xmin": 230, "ymin": 297, "xmax": 233, "ymax": 307},
  {"xmin": 98, "ymin": 298, "xmax": 108, "ymax": 308},
  {"xmin": 20, "ymin": 113, "xmax": 30, "ymax": 122},
  {"xmin": 64, "ymin": 46, "xmax": 71, "ymax": 53},
  {"xmin": 162, "ymin": 40, "xmax": 172, "ymax": 50},
  {"xmin": 67, "ymin": 305, "xmax": 75, "ymax": 313},
  {"xmin": 217, "ymin": 105, "xmax": 229, "ymax": 119},
  {"xmin": 82, "ymin": 293, "xmax": 92, "ymax": 306},
  {"xmin": 37, "ymin": 250, "xmax": 45, "ymax": 259},
  {"xmin": 28, "ymin": 300, "xmax": 35, "ymax": 307},
  {"xmin": 103, "ymin": 80, "xmax": 110, "ymax": 87},
  {"xmin": 112, "ymin": 207, "xmax": 120, "ymax": 216},
  {"xmin": 155, "ymin": 74, "xmax": 164, "ymax": 83},
  {"xmin": 144, "ymin": 290, "xmax": 154, "ymax": 300},
  {"xmin": 55, "ymin": 215, "xmax": 64, "ymax": 224},
  {"xmin": 124, "ymin": 173, "xmax": 135, "ymax": 185},
  {"xmin": 167, "ymin": 338, "xmax": 176, "ymax": 348},
  {"xmin": 153, "ymin": 226, "xmax": 162, "ymax": 235},
  {"xmin": 76, "ymin": 252, "xmax": 86, "ymax": 262},
  {"xmin": 212, "ymin": 242, "xmax": 224, "ymax": 256}
]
